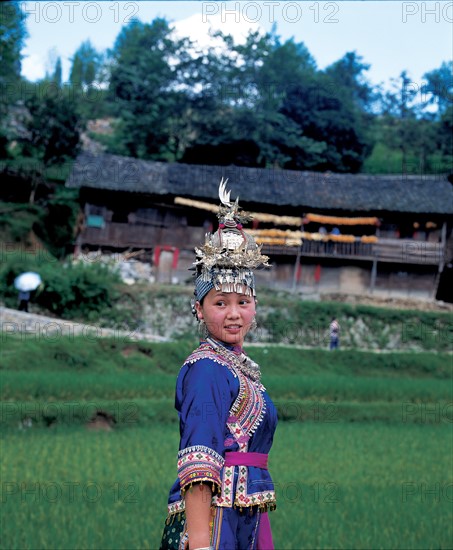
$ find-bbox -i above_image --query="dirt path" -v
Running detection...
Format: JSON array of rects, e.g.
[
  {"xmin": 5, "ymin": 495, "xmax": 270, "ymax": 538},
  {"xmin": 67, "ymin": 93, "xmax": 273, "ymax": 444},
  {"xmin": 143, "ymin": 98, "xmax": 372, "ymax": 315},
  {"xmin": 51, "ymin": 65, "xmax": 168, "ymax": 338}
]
[{"xmin": 0, "ymin": 306, "xmax": 168, "ymax": 342}]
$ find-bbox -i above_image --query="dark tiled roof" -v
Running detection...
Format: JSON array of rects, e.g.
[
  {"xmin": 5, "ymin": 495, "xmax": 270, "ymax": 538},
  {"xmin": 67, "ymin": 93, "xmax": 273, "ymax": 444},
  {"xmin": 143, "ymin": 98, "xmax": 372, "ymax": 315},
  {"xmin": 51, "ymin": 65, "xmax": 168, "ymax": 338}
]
[{"xmin": 66, "ymin": 153, "xmax": 453, "ymax": 215}]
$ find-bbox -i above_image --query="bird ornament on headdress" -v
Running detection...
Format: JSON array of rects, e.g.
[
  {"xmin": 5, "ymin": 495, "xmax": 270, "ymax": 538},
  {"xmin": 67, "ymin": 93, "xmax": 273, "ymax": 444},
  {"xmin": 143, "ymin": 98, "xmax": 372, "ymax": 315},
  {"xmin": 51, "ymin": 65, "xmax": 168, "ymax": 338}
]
[{"xmin": 193, "ymin": 179, "xmax": 270, "ymax": 302}]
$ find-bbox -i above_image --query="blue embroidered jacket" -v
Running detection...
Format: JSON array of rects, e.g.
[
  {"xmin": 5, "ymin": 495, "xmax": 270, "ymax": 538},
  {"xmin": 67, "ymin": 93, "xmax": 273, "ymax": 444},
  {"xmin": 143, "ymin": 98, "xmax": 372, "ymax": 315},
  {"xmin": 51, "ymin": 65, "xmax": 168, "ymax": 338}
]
[{"xmin": 166, "ymin": 341, "xmax": 278, "ymax": 518}]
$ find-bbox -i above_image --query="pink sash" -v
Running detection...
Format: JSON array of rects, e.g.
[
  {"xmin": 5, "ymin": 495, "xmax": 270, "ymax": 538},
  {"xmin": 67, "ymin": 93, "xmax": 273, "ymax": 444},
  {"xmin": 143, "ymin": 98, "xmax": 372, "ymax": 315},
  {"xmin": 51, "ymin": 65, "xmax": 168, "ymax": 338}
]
[
  {"xmin": 224, "ymin": 451, "xmax": 268, "ymax": 469},
  {"xmin": 257, "ymin": 512, "xmax": 274, "ymax": 550},
  {"xmin": 224, "ymin": 451, "xmax": 274, "ymax": 549}
]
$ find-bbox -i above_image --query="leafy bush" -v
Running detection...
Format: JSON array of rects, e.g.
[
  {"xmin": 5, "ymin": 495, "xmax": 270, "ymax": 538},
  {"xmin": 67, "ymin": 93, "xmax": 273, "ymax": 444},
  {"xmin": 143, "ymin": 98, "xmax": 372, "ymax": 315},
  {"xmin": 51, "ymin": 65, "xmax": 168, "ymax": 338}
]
[
  {"xmin": 255, "ymin": 290, "xmax": 453, "ymax": 351},
  {"xmin": 0, "ymin": 250, "xmax": 122, "ymax": 320},
  {"xmin": 0, "ymin": 202, "xmax": 42, "ymax": 242},
  {"xmin": 33, "ymin": 187, "xmax": 80, "ymax": 258},
  {"xmin": 38, "ymin": 261, "xmax": 122, "ymax": 319}
]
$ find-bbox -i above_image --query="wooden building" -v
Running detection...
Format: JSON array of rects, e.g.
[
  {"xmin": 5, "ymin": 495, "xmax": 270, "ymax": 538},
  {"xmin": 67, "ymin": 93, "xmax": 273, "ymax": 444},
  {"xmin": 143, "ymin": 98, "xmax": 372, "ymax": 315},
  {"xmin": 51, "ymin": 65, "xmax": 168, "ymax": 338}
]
[{"xmin": 66, "ymin": 153, "xmax": 453, "ymax": 301}]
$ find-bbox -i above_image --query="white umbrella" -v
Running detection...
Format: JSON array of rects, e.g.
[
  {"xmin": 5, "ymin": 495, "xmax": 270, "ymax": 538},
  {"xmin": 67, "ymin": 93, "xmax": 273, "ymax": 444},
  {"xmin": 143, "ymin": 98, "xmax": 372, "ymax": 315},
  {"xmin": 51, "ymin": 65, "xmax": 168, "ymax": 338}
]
[{"xmin": 14, "ymin": 272, "xmax": 42, "ymax": 292}]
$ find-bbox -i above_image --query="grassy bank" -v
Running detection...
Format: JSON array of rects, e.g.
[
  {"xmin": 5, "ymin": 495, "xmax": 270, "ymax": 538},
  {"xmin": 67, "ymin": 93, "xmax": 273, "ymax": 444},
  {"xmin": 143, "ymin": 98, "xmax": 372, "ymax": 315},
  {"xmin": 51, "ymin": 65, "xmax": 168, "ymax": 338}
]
[
  {"xmin": 1, "ymin": 336, "xmax": 451, "ymax": 428},
  {"xmin": 116, "ymin": 284, "xmax": 453, "ymax": 351}
]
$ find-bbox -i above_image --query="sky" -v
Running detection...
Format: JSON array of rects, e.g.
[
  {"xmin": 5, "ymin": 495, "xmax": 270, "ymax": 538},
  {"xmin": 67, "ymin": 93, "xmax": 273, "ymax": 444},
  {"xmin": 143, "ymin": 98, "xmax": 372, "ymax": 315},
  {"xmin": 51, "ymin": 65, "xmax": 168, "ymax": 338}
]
[{"xmin": 20, "ymin": 1, "xmax": 452, "ymax": 93}]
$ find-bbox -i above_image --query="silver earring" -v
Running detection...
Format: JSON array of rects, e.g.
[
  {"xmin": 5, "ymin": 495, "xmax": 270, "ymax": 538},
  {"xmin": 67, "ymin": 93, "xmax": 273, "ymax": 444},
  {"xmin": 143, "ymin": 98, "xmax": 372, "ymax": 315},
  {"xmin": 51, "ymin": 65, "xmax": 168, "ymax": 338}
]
[
  {"xmin": 250, "ymin": 317, "xmax": 257, "ymax": 332},
  {"xmin": 190, "ymin": 299, "xmax": 197, "ymax": 317},
  {"xmin": 198, "ymin": 319, "xmax": 209, "ymax": 338}
]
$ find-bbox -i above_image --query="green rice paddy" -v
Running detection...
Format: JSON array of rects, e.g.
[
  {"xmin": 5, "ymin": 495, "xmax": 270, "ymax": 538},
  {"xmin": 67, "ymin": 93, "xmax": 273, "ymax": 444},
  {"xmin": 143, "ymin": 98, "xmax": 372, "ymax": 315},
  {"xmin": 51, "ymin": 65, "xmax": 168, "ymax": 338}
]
[{"xmin": 1, "ymin": 335, "xmax": 451, "ymax": 549}]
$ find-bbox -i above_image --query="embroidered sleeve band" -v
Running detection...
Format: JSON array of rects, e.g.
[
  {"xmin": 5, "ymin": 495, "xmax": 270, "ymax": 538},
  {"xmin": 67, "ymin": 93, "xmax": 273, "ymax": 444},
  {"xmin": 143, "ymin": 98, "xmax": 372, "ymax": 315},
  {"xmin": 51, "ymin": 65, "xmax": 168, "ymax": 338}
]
[{"xmin": 177, "ymin": 445, "xmax": 225, "ymax": 494}]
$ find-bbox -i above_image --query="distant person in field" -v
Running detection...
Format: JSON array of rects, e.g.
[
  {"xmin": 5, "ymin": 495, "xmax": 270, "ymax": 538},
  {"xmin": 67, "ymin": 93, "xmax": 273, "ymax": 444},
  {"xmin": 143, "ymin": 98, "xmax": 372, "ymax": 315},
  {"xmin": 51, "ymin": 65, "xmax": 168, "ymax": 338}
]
[
  {"xmin": 330, "ymin": 317, "xmax": 340, "ymax": 350},
  {"xmin": 18, "ymin": 290, "xmax": 30, "ymax": 312}
]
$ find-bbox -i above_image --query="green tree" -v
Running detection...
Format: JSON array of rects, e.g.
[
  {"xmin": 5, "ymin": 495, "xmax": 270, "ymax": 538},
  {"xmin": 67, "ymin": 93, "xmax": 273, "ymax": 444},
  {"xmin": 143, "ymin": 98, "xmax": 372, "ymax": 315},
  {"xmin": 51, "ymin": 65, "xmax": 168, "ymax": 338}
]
[
  {"xmin": 180, "ymin": 29, "xmax": 319, "ymax": 168},
  {"xmin": 70, "ymin": 40, "xmax": 102, "ymax": 88},
  {"xmin": 324, "ymin": 51, "xmax": 376, "ymax": 112},
  {"xmin": 177, "ymin": 30, "xmax": 268, "ymax": 165},
  {"xmin": 69, "ymin": 40, "xmax": 108, "ymax": 121},
  {"xmin": 99, "ymin": 17, "xmax": 446, "ymax": 173},
  {"xmin": 376, "ymin": 71, "xmax": 440, "ymax": 174},
  {"xmin": 107, "ymin": 18, "xmax": 190, "ymax": 160},
  {"xmin": 231, "ymin": 31, "xmax": 318, "ymax": 167},
  {"xmin": 34, "ymin": 187, "xmax": 80, "ymax": 258},
  {"xmin": 20, "ymin": 83, "xmax": 82, "ymax": 167},
  {"xmin": 279, "ymin": 72, "xmax": 372, "ymax": 172},
  {"xmin": 0, "ymin": 1, "xmax": 28, "ymax": 156},
  {"xmin": 253, "ymin": 31, "xmax": 317, "ymax": 112},
  {"xmin": 434, "ymin": 105, "xmax": 453, "ymax": 173},
  {"xmin": 181, "ymin": 33, "xmax": 375, "ymax": 171},
  {"xmin": 421, "ymin": 61, "xmax": 452, "ymax": 116},
  {"xmin": 52, "ymin": 57, "xmax": 62, "ymax": 88}
]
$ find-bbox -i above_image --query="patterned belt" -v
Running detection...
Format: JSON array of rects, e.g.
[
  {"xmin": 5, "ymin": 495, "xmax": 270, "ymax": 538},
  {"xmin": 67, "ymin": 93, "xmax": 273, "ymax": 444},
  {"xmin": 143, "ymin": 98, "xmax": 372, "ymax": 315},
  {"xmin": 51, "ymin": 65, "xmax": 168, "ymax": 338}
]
[{"xmin": 224, "ymin": 451, "xmax": 268, "ymax": 469}]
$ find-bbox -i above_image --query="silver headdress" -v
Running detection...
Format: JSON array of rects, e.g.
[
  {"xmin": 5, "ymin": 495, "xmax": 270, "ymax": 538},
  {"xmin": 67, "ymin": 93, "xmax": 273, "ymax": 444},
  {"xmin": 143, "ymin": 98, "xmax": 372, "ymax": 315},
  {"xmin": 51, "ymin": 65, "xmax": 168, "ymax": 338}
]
[{"xmin": 194, "ymin": 179, "xmax": 270, "ymax": 302}]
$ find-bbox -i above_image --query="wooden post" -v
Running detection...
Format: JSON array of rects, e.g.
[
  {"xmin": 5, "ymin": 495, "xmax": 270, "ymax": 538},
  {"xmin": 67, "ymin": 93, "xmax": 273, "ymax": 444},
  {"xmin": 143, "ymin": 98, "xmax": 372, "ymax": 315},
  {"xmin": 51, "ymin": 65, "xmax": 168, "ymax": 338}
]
[
  {"xmin": 370, "ymin": 260, "xmax": 377, "ymax": 293},
  {"xmin": 440, "ymin": 221, "xmax": 447, "ymax": 256},
  {"xmin": 292, "ymin": 245, "xmax": 302, "ymax": 293},
  {"xmin": 292, "ymin": 224, "xmax": 304, "ymax": 293},
  {"xmin": 370, "ymin": 224, "xmax": 379, "ymax": 293},
  {"xmin": 432, "ymin": 222, "xmax": 447, "ymax": 300},
  {"xmin": 73, "ymin": 233, "xmax": 82, "ymax": 259}
]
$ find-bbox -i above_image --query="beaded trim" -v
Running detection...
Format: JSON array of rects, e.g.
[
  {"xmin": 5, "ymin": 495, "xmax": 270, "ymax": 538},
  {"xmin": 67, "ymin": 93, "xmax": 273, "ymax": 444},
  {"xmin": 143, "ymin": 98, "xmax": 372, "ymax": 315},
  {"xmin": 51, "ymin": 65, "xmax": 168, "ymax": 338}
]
[
  {"xmin": 226, "ymin": 370, "xmax": 266, "ymax": 451},
  {"xmin": 234, "ymin": 465, "xmax": 276, "ymax": 511},
  {"xmin": 209, "ymin": 461, "xmax": 278, "ymax": 512},
  {"xmin": 206, "ymin": 337, "xmax": 262, "ymax": 383},
  {"xmin": 182, "ymin": 345, "xmax": 233, "ymax": 373},
  {"xmin": 167, "ymin": 498, "xmax": 185, "ymax": 517},
  {"xmin": 177, "ymin": 445, "xmax": 224, "ymax": 494},
  {"xmin": 212, "ymin": 465, "xmax": 234, "ymax": 507}
]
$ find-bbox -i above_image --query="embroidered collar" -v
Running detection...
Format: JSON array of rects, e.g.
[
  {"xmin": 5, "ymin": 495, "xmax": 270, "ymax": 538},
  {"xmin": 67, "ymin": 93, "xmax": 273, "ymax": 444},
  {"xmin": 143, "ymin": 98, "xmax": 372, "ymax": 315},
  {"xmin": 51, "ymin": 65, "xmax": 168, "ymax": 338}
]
[{"xmin": 205, "ymin": 337, "xmax": 262, "ymax": 383}]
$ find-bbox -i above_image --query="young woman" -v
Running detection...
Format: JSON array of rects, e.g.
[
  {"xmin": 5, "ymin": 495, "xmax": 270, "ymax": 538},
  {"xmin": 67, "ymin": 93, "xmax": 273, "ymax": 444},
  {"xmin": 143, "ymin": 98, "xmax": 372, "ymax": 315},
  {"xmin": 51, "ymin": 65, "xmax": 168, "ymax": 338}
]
[{"xmin": 160, "ymin": 181, "xmax": 278, "ymax": 550}]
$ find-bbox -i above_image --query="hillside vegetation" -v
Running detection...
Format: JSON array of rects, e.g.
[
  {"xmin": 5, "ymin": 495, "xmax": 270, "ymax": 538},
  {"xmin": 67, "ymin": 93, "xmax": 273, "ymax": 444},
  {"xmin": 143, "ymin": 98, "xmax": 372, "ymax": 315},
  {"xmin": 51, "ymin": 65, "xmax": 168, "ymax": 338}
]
[
  {"xmin": 77, "ymin": 283, "xmax": 453, "ymax": 352},
  {"xmin": 2, "ymin": 278, "xmax": 452, "ymax": 352}
]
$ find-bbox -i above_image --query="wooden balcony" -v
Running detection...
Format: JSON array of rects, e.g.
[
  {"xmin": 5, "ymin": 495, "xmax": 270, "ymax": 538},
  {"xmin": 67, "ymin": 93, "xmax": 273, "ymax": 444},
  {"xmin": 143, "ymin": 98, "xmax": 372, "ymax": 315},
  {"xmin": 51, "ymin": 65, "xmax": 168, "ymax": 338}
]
[
  {"xmin": 78, "ymin": 222, "xmax": 204, "ymax": 249},
  {"xmin": 262, "ymin": 238, "xmax": 445, "ymax": 265},
  {"xmin": 78, "ymin": 223, "xmax": 446, "ymax": 266},
  {"xmin": 373, "ymin": 238, "xmax": 444, "ymax": 265}
]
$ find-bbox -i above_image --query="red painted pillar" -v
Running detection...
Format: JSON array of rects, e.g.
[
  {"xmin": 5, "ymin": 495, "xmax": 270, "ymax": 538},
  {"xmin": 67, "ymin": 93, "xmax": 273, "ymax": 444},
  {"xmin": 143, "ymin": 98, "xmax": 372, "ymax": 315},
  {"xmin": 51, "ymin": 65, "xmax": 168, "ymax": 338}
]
[
  {"xmin": 171, "ymin": 247, "xmax": 179, "ymax": 270},
  {"xmin": 314, "ymin": 264, "xmax": 322, "ymax": 283},
  {"xmin": 296, "ymin": 262, "xmax": 302, "ymax": 283},
  {"xmin": 154, "ymin": 246, "xmax": 161, "ymax": 267}
]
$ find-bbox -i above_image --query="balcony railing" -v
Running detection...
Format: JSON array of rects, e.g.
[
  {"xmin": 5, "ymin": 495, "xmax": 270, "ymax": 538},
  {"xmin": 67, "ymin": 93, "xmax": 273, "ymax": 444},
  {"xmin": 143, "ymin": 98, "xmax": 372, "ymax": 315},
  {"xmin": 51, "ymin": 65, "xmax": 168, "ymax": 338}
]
[
  {"xmin": 79, "ymin": 223, "xmax": 446, "ymax": 266},
  {"xmin": 374, "ymin": 238, "xmax": 444, "ymax": 265},
  {"xmin": 262, "ymin": 238, "xmax": 445, "ymax": 265}
]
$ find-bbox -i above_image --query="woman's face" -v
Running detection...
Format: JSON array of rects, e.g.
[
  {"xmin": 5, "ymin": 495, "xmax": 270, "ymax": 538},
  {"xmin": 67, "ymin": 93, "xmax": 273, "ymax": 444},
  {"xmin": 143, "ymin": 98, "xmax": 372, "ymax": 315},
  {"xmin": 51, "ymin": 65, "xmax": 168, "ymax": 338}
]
[{"xmin": 195, "ymin": 289, "xmax": 256, "ymax": 347}]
